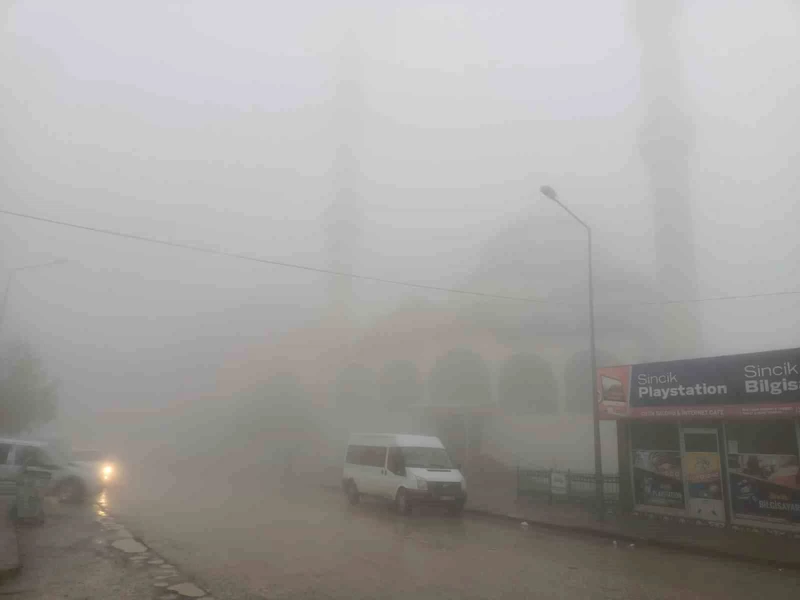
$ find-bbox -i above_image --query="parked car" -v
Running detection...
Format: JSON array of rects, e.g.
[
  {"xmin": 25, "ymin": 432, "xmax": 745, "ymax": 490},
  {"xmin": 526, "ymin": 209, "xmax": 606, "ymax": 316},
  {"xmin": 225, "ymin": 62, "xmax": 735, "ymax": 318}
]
[
  {"xmin": 0, "ymin": 438, "xmax": 105, "ymax": 503},
  {"xmin": 342, "ymin": 433, "xmax": 467, "ymax": 516},
  {"xmin": 70, "ymin": 449, "xmax": 119, "ymax": 486}
]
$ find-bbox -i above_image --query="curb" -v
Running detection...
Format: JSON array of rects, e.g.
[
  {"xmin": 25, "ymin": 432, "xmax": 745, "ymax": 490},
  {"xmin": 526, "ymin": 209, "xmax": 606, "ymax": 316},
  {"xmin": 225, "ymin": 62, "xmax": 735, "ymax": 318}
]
[
  {"xmin": 320, "ymin": 484, "xmax": 799, "ymax": 572},
  {"xmin": 92, "ymin": 502, "xmax": 212, "ymax": 598},
  {"xmin": 466, "ymin": 507, "xmax": 800, "ymax": 572}
]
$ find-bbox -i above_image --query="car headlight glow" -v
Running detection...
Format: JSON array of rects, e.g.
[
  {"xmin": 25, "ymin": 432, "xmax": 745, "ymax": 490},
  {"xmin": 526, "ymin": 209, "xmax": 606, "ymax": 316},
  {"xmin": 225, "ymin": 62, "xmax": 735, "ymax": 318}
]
[{"xmin": 101, "ymin": 464, "xmax": 114, "ymax": 479}]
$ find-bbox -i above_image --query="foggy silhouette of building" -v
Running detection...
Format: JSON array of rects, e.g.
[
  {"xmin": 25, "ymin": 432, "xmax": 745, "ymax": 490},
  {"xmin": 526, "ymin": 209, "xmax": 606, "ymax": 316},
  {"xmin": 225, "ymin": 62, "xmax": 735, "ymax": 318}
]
[
  {"xmin": 634, "ymin": 0, "xmax": 702, "ymax": 359},
  {"xmin": 214, "ymin": 212, "xmax": 664, "ymax": 475},
  {"xmin": 212, "ymin": 4, "xmax": 708, "ymax": 477},
  {"xmin": 323, "ymin": 27, "xmax": 364, "ymax": 327}
]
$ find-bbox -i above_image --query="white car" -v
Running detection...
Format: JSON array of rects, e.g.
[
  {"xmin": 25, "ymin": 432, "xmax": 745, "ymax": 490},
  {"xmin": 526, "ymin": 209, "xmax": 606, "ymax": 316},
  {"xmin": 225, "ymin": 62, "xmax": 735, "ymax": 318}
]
[
  {"xmin": 342, "ymin": 433, "xmax": 467, "ymax": 516},
  {"xmin": 71, "ymin": 449, "xmax": 118, "ymax": 486},
  {"xmin": 0, "ymin": 438, "xmax": 105, "ymax": 503}
]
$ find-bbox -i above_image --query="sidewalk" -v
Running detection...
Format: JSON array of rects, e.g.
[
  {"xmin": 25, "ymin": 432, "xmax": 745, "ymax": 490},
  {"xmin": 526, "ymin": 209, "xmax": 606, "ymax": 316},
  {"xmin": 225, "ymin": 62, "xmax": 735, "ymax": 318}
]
[
  {"xmin": 325, "ymin": 459, "xmax": 800, "ymax": 569},
  {"xmin": 467, "ymin": 484, "xmax": 800, "ymax": 571},
  {"xmin": 0, "ymin": 498, "xmax": 213, "ymax": 599},
  {"xmin": 0, "ymin": 497, "xmax": 19, "ymax": 579}
]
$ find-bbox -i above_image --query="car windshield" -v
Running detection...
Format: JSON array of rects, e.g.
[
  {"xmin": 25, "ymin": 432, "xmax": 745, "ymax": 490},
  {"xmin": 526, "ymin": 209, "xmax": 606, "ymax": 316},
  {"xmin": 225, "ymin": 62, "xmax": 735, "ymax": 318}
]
[
  {"xmin": 400, "ymin": 447, "xmax": 453, "ymax": 469},
  {"xmin": 15, "ymin": 445, "xmax": 65, "ymax": 468}
]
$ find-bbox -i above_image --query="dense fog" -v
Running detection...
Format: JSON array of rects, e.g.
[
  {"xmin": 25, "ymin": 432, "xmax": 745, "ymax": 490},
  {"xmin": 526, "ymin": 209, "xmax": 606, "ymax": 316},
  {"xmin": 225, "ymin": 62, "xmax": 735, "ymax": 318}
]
[{"xmin": 2, "ymin": 1, "xmax": 799, "ymax": 476}]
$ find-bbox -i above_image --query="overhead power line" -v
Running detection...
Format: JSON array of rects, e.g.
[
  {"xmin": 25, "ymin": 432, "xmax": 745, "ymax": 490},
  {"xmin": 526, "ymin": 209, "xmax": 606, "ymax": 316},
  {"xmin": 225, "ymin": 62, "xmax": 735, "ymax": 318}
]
[
  {"xmin": 2, "ymin": 207, "xmax": 800, "ymax": 309},
  {"xmin": 615, "ymin": 288, "xmax": 800, "ymax": 306},
  {"xmin": 0, "ymin": 207, "xmax": 551, "ymax": 304}
]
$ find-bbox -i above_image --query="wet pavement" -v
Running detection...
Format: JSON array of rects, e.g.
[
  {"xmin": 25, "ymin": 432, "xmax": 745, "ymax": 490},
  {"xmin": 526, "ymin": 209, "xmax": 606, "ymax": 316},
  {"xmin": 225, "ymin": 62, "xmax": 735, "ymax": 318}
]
[
  {"xmin": 102, "ymin": 468, "xmax": 800, "ymax": 600},
  {"xmin": 3, "ymin": 498, "xmax": 212, "ymax": 600},
  {"xmin": 0, "ymin": 497, "xmax": 19, "ymax": 577}
]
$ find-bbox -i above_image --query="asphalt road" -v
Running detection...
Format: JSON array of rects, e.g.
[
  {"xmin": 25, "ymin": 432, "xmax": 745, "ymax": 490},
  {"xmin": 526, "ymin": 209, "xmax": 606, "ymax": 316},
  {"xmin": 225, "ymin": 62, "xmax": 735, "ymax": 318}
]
[{"xmin": 104, "ymin": 468, "xmax": 800, "ymax": 600}]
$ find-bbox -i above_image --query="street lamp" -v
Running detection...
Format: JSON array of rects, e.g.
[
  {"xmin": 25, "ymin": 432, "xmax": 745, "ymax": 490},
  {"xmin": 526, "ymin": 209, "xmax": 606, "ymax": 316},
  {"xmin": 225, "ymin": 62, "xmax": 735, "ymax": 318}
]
[
  {"xmin": 539, "ymin": 185, "xmax": 604, "ymax": 520},
  {"xmin": 1, "ymin": 259, "xmax": 69, "ymax": 329}
]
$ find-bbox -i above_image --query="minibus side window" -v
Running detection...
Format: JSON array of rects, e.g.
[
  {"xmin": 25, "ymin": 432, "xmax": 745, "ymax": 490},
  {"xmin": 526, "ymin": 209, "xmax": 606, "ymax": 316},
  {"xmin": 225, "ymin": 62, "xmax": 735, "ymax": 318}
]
[{"xmin": 387, "ymin": 447, "xmax": 405, "ymax": 475}]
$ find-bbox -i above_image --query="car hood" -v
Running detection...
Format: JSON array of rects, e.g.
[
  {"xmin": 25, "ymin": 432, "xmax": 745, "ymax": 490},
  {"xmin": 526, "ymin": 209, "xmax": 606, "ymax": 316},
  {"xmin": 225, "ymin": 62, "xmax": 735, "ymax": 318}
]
[
  {"xmin": 406, "ymin": 467, "xmax": 464, "ymax": 483},
  {"xmin": 70, "ymin": 461, "xmax": 99, "ymax": 469},
  {"xmin": 66, "ymin": 462, "xmax": 99, "ymax": 478}
]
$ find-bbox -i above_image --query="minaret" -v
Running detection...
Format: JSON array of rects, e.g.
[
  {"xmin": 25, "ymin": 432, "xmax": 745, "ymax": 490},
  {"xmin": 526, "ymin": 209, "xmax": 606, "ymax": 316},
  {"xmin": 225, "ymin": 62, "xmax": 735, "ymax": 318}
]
[
  {"xmin": 323, "ymin": 21, "xmax": 364, "ymax": 327},
  {"xmin": 633, "ymin": 1, "xmax": 701, "ymax": 359}
]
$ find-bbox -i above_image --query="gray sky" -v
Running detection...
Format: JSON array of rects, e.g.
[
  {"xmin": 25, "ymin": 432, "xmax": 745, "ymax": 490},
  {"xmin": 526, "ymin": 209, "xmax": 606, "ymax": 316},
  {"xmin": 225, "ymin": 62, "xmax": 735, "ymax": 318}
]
[{"xmin": 2, "ymin": 1, "xmax": 799, "ymax": 428}]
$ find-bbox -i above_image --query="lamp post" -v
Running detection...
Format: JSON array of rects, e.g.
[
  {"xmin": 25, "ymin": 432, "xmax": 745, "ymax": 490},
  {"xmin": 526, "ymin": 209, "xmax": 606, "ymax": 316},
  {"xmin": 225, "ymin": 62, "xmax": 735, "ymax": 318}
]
[
  {"xmin": 1, "ymin": 259, "xmax": 68, "ymax": 330},
  {"xmin": 539, "ymin": 185, "xmax": 604, "ymax": 520}
]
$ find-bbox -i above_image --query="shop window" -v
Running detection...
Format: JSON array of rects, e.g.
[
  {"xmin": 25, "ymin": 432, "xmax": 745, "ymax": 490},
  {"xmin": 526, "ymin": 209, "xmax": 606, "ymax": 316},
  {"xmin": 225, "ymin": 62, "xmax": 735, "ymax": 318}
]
[
  {"xmin": 725, "ymin": 421, "xmax": 798, "ymax": 456},
  {"xmin": 629, "ymin": 423, "xmax": 685, "ymax": 512},
  {"xmin": 725, "ymin": 421, "xmax": 800, "ymax": 529}
]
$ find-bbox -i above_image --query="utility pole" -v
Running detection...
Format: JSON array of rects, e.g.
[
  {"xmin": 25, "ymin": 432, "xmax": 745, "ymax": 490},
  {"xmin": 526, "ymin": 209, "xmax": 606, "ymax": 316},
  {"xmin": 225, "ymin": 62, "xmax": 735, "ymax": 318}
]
[{"xmin": 539, "ymin": 186, "xmax": 604, "ymax": 520}]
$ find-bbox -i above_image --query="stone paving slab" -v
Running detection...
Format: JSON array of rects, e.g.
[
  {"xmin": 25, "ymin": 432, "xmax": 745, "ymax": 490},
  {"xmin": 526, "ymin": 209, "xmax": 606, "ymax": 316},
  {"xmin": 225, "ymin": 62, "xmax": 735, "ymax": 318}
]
[{"xmin": 1, "ymin": 498, "xmax": 214, "ymax": 599}]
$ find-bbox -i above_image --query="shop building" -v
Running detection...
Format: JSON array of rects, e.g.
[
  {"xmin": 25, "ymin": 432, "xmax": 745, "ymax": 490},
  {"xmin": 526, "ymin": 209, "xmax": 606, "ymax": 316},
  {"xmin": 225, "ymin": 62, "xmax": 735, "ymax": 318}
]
[{"xmin": 600, "ymin": 347, "xmax": 800, "ymax": 533}]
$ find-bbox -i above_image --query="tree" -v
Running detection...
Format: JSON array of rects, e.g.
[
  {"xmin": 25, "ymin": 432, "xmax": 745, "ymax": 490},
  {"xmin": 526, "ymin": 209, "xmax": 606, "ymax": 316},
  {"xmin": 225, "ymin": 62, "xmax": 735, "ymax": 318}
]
[
  {"xmin": 379, "ymin": 360, "xmax": 421, "ymax": 412},
  {"xmin": 0, "ymin": 344, "xmax": 58, "ymax": 436},
  {"xmin": 498, "ymin": 353, "xmax": 558, "ymax": 415},
  {"xmin": 564, "ymin": 349, "xmax": 619, "ymax": 415}
]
